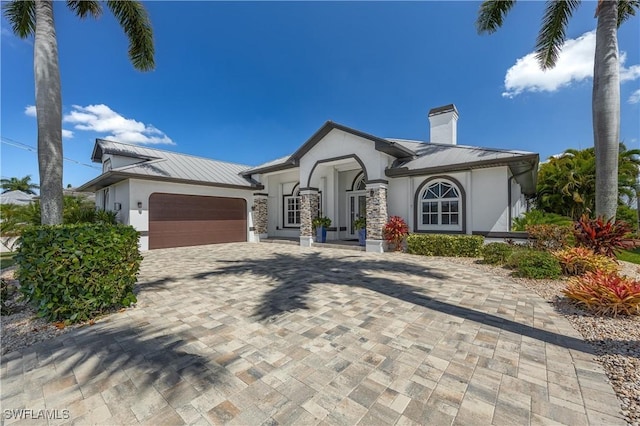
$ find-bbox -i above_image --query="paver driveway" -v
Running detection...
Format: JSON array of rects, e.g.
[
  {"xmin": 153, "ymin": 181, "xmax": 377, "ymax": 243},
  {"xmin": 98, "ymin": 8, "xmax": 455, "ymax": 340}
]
[{"xmin": 1, "ymin": 243, "xmax": 625, "ymax": 425}]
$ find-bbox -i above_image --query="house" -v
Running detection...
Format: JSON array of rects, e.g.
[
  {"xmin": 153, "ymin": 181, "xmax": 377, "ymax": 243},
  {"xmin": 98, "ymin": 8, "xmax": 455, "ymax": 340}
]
[
  {"xmin": 78, "ymin": 105, "xmax": 538, "ymax": 252},
  {"xmin": 0, "ymin": 190, "xmax": 35, "ymax": 206}
]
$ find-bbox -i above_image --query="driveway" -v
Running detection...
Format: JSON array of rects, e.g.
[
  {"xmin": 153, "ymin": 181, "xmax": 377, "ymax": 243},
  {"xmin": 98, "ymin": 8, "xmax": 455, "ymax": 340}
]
[{"xmin": 0, "ymin": 243, "xmax": 625, "ymax": 425}]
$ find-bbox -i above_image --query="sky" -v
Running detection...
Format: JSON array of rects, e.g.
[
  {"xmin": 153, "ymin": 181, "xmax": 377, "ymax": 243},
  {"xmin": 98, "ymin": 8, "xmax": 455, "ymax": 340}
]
[{"xmin": 1, "ymin": 1, "xmax": 639, "ymax": 189}]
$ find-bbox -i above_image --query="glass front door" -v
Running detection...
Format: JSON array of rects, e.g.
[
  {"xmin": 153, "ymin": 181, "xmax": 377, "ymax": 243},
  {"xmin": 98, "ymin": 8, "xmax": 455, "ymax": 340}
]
[{"xmin": 348, "ymin": 192, "xmax": 366, "ymax": 237}]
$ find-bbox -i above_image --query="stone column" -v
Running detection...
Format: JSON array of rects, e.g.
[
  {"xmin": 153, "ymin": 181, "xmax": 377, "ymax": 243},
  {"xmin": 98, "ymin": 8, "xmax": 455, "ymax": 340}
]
[
  {"xmin": 252, "ymin": 193, "xmax": 268, "ymax": 240},
  {"xmin": 299, "ymin": 189, "xmax": 319, "ymax": 247},
  {"xmin": 365, "ymin": 183, "xmax": 388, "ymax": 253}
]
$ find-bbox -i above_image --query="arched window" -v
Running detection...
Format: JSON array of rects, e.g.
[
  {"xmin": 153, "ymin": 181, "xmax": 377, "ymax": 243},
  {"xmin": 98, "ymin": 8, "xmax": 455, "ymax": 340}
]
[
  {"xmin": 417, "ymin": 179, "xmax": 463, "ymax": 231},
  {"xmin": 353, "ymin": 173, "xmax": 366, "ymax": 191}
]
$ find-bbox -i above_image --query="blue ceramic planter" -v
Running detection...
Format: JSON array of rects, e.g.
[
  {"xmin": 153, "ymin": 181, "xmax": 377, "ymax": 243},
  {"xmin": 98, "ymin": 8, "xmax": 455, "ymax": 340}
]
[
  {"xmin": 358, "ymin": 229, "xmax": 366, "ymax": 246},
  {"xmin": 316, "ymin": 226, "xmax": 327, "ymax": 243}
]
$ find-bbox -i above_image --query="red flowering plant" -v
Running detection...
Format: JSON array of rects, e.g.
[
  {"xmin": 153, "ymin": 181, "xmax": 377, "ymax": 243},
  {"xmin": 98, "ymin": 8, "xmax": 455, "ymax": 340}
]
[
  {"xmin": 383, "ymin": 216, "xmax": 409, "ymax": 252},
  {"xmin": 564, "ymin": 271, "xmax": 640, "ymax": 317},
  {"xmin": 573, "ymin": 215, "xmax": 640, "ymax": 258}
]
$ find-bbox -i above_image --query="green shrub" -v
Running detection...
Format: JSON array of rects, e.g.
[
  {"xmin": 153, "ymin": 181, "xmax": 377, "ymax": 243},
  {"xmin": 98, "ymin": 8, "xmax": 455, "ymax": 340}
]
[
  {"xmin": 506, "ymin": 248, "xmax": 562, "ymax": 279},
  {"xmin": 482, "ymin": 242, "xmax": 514, "ymax": 264},
  {"xmin": 16, "ymin": 224, "xmax": 142, "ymax": 323},
  {"xmin": 406, "ymin": 234, "xmax": 484, "ymax": 257},
  {"xmin": 512, "ymin": 210, "xmax": 573, "ymax": 231}
]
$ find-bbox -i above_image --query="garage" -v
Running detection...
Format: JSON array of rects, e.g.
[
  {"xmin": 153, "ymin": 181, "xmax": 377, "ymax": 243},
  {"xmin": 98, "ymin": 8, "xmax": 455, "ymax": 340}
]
[{"xmin": 149, "ymin": 193, "xmax": 247, "ymax": 249}]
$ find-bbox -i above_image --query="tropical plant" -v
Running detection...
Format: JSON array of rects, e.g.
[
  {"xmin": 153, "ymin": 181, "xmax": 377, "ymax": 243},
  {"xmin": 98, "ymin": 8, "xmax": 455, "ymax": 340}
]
[
  {"xmin": 354, "ymin": 217, "xmax": 366, "ymax": 230},
  {"xmin": 512, "ymin": 210, "xmax": 572, "ymax": 231},
  {"xmin": 312, "ymin": 216, "xmax": 332, "ymax": 229},
  {"xmin": 564, "ymin": 270, "xmax": 640, "ymax": 316},
  {"xmin": 0, "ymin": 175, "xmax": 39, "ymax": 194},
  {"xmin": 553, "ymin": 247, "xmax": 619, "ymax": 276},
  {"xmin": 573, "ymin": 214, "xmax": 639, "ymax": 258},
  {"xmin": 3, "ymin": 0, "xmax": 154, "ymax": 225},
  {"xmin": 535, "ymin": 145, "xmax": 640, "ymax": 220},
  {"xmin": 477, "ymin": 0, "xmax": 639, "ymax": 220},
  {"xmin": 383, "ymin": 216, "xmax": 409, "ymax": 252}
]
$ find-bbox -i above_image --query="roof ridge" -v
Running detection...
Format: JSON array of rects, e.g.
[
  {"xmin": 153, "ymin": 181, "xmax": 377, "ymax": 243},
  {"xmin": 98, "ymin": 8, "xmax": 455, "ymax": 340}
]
[{"xmin": 98, "ymin": 138, "xmax": 252, "ymax": 168}]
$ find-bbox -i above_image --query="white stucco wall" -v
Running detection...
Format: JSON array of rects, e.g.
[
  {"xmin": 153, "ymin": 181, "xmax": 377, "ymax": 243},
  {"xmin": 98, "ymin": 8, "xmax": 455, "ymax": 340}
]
[
  {"xmin": 470, "ymin": 167, "xmax": 510, "ymax": 233},
  {"xmin": 263, "ymin": 170, "xmax": 301, "ymax": 239},
  {"xmin": 100, "ymin": 179, "xmax": 254, "ymax": 250},
  {"xmin": 300, "ymin": 129, "xmax": 394, "ymax": 188}
]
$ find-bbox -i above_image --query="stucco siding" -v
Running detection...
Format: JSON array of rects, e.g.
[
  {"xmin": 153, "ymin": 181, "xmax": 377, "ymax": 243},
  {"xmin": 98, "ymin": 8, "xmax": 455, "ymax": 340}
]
[
  {"xmin": 471, "ymin": 167, "xmax": 510, "ymax": 233},
  {"xmin": 264, "ymin": 170, "xmax": 301, "ymax": 239}
]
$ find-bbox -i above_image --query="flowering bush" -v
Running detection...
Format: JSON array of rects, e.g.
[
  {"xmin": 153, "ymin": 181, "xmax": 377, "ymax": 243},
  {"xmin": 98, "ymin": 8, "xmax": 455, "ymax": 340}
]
[
  {"xmin": 553, "ymin": 247, "xmax": 618, "ymax": 276},
  {"xmin": 564, "ymin": 271, "xmax": 640, "ymax": 316},
  {"xmin": 574, "ymin": 215, "xmax": 639, "ymax": 258},
  {"xmin": 383, "ymin": 216, "xmax": 409, "ymax": 252}
]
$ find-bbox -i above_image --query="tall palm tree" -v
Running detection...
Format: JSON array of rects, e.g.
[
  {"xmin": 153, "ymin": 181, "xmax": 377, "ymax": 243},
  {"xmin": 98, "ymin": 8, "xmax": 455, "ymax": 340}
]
[
  {"xmin": 476, "ymin": 0, "xmax": 638, "ymax": 220},
  {"xmin": 0, "ymin": 175, "xmax": 40, "ymax": 194},
  {"xmin": 3, "ymin": 0, "xmax": 154, "ymax": 225}
]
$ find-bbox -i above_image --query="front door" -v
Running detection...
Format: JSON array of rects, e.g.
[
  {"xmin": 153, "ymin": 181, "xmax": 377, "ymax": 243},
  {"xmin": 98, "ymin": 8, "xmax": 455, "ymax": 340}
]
[{"xmin": 347, "ymin": 192, "xmax": 366, "ymax": 238}]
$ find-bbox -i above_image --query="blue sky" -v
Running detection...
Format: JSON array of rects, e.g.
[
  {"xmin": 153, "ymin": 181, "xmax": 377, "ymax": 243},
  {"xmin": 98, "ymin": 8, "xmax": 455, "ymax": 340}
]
[{"xmin": 2, "ymin": 1, "xmax": 639, "ymax": 189}]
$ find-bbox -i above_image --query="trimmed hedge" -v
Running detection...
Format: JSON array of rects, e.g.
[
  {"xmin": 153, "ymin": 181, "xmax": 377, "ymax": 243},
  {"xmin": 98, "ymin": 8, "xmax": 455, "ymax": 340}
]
[
  {"xmin": 506, "ymin": 248, "xmax": 562, "ymax": 279},
  {"xmin": 482, "ymin": 242, "xmax": 514, "ymax": 265},
  {"xmin": 406, "ymin": 234, "xmax": 484, "ymax": 257},
  {"xmin": 16, "ymin": 224, "xmax": 142, "ymax": 323}
]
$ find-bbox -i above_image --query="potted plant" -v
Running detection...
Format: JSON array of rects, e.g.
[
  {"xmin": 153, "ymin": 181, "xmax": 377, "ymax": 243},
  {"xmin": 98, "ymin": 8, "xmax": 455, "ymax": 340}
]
[
  {"xmin": 354, "ymin": 217, "xmax": 366, "ymax": 246},
  {"xmin": 383, "ymin": 216, "xmax": 409, "ymax": 252},
  {"xmin": 312, "ymin": 216, "xmax": 331, "ymax": 243}
]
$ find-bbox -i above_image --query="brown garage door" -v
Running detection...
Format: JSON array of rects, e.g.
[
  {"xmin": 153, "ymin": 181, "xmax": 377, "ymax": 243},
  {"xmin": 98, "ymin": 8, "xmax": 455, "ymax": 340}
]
[{"xmin": 149, "ymin": 193, "xmax": 246, "ymax": 249}]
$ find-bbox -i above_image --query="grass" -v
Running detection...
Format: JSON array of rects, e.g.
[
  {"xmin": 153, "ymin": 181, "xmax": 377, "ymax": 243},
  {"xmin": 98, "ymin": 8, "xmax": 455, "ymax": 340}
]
[
  {"xmin": 0, "ymin": 252, "xmax": 15, "ymax": 269},
  {"xmin": 617, "ymin": 247, "xmax": 640, "ymax": 265}
]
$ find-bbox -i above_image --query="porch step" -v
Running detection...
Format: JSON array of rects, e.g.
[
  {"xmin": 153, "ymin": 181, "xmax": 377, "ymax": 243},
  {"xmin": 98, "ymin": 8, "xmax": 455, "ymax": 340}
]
[{"xmin": 259, "ymin": 238, "xmax": 298, "ymax": 246}]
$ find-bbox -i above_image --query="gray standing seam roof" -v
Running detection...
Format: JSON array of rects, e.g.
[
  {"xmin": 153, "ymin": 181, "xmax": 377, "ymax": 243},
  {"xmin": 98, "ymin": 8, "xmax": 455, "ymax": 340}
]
[{"xmin": 92, "ymin": 139, "xmax": 257, "ymax": 188}]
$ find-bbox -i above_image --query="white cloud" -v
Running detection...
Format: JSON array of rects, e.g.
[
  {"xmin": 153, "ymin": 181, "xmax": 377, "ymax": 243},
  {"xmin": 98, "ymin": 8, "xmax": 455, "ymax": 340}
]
[
  {"xmin": 629, "ymin": 89, "xmax": 640, "ymax": 104},
  {"xmin": 25, "ymin": 105, "xmax": 37, "ymax": 117},
  {"xmin": 502, "ymin": 31, "xmax": 640, "ymax": 98},
  {"xmin": 62, "ymin": 129, "xmax": 74, "ymax": 139},
  {"xmin": 63, "ymin": 104, "xmax": 174, "ymax": 145}
]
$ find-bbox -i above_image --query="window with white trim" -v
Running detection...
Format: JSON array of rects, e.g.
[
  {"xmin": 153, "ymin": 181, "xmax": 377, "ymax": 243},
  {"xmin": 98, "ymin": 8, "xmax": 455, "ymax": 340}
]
[
  {"xmin": 418, "ymin": 180, "xmax": 462, "ymax": 231},
  {"xmin": 284, "ymin": 186, "xmax": 301, "ymax": 227}
]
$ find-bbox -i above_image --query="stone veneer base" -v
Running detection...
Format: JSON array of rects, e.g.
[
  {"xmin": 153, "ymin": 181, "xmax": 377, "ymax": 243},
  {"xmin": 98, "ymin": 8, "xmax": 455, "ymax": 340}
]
[{"xmin": 300, "ymin": 236, "xmax": 313, "ymax": 247}]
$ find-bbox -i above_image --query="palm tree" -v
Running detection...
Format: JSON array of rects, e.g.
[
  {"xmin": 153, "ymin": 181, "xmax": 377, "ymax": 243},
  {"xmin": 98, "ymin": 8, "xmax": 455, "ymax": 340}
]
[
  {"xmin": 3, "ymin": 0, "xmax": 154, "ymax": 225},
  {"xmin": 0, "ymin": 175, "xmax": 40, "ymax": 194},
  {"xmin": 476, "ymin": 0, "xmax": 638, "ymax": 220}
]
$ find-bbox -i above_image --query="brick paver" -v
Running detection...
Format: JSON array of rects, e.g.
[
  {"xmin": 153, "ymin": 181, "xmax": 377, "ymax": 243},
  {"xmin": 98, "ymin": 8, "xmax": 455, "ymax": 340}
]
[{"xmin": 0, "ymin": 243, "xmax": 625, "ymax": 425}]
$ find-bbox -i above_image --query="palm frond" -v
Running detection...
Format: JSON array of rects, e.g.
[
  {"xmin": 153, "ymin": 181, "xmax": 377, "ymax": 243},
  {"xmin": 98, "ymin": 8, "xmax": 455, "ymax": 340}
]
[
  {"xmin": 535, "ymin": 0, "xmax": 581, "ymax": 69},
  {"xmin": 106, "ymin": 0, "xmax": 155, "ymax": 71},
  {"xmin": 66, "ymin": 0, "xmax": 102, "ymax": 19},
  {"xmin": 616, "ymin": 0, "xmax": 639, "ymax": 26},
  {"xmin": 476, "ymin": 0, "xmax": 516, "ymax": 34},
  {"xmin": 2, "ymin": 0, "xmax": 36, "ymax": 38}
]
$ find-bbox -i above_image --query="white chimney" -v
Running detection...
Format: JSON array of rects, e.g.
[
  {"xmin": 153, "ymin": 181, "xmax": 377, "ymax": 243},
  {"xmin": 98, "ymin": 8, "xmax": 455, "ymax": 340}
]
[{"xmin": 428, "ymin": 104, "xmax": 458, "ymax": 145}]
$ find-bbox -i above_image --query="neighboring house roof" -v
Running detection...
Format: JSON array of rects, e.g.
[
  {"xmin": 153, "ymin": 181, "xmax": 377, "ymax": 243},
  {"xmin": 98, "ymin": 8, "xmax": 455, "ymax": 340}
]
[
  {"xmin": 0, "ymin": 190, "xmax": 35, "ymax": 205},
  {"xmin": 79, "ymin": 139, "xmax": 261, "ymax": 192}
]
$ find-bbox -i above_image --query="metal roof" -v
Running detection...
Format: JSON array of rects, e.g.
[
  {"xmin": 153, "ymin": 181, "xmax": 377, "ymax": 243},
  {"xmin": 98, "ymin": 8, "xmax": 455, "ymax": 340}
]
[{"xmin": 80, "ymin": 140, "xmax": 259, "ymax": 191}]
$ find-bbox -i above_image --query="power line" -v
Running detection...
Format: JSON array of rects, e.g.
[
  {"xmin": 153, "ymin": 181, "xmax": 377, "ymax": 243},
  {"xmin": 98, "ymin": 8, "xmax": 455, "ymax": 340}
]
[{"xmin": 0, "ymin": 136, "xmax": 101, "ymax": 170}]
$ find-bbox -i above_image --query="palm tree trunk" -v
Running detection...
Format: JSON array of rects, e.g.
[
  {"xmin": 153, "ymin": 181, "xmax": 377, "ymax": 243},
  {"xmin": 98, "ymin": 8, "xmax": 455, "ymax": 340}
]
[
  {"xmin": 34, "ymin": 0, "xmax": 63, "ymax": 225},
  {"xmin": 592, "ymin": 0, "xmax": 620, "ymax": 220}
]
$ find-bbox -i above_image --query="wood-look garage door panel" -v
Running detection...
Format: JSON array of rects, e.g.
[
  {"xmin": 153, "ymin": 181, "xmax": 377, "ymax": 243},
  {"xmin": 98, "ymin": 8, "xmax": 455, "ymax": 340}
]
[{"xmin": 149, "ymin": 193, "xmax": 246, "ymax": 249}]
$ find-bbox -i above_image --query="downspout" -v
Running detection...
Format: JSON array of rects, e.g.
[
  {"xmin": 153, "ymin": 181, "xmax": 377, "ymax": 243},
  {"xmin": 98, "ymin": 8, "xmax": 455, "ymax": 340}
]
[{"xmin": 508, "ymin": 165, "xmax": 537, "ymax": 231}]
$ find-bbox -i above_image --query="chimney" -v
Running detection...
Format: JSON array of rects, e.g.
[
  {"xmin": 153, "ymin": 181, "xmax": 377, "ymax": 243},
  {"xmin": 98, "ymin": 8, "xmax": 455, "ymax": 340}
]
[{"xmin": 428, "ymin": 104, "xmax": 458, "ymax": 145}]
